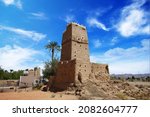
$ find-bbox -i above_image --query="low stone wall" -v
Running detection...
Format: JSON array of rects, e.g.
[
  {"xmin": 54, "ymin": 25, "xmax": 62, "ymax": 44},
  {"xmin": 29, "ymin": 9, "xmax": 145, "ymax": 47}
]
[{"xmin": 0, "ymin": 80, "xmax": 19, "ymax": 87}]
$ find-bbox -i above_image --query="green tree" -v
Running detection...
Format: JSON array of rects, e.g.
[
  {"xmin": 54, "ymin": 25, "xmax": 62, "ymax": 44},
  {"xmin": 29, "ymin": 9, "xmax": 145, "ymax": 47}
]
[
  {"xmin": 10, "ymin": 69, "xmax": 13, "ymax": 73},
  {"xmin": 131, "ymin": 76, "xmax": 135, "ymax": 82},
  {"xmin": 0, "ymin": 67, "xmax": 4, "ymax": 80},
  {"xmin": 43, "ymin": 59, "xmax": 59, "ymax": 78},
  {"xmin": 45, "ymin": 41, "xmax": 60, "ymax": 61},
  {"xmin": 0, "ymin": 67, "xmax": 23, "ymax": 80},
  {"xmin": 146, "ymin": 76, "xmax": 150, "ymax": 82}
]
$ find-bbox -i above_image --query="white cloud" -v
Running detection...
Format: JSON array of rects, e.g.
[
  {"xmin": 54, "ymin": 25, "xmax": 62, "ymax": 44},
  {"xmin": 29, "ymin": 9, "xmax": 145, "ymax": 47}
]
[
  {"xmin": 141, "ymin": 39, "xmax": 150, "ymax": 50},
  {"xmin": 93, "ymin": 39, "xmax": 102, "ymax": 48},
  {"xmin": 0, "ymin": 45, "xmax": 42, "ymax": 70},
  {"xmin": 116, "ymin": 0, "xmax": 149, "ymax": 37},
  {"xmin": 109, "ymin": 60, "xmax": 149, "ymax": 74},
  {"xmin": 30, "ymin": 12, "xmax": 48, "ymax": 20},
  {"xmin": 111, "ymin": 37, "xmax": 118, "ymax": 45},
  {"xmin": 87, "ymin": 7, "xmax": 112, "ymax": 17},
  {"xmin": 87, "ymin": 17, "xmax": 109, "ymax": 31},
  {"xmin": 64, "ymin": 15, "xmax": 75, "ymax": 23},
  {"xmin": 90, "ymin": 39, "xmax": 150, "ymax": 74},
  {"xmin": 2, "ymin": 0, "xmax": 14, "ymax": 5},
  {"xmin": 1, "ymin": 0, "xmax": 22, "ymax": 9},
  {"xmin": 0, "ymin": 25, "xmax": 46, "ymax": 41}
]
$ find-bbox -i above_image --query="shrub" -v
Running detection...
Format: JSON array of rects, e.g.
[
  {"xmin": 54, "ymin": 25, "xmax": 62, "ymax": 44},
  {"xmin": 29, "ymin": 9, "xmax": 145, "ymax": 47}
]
[
  {"xmin": 0, "ymin": 89, "xmax": 4, "ymax": 93},
  {"xmin": 51, "ymin": 94, "xmax": 55, "ymax": 98},
  {"xmin": 116, "ymin": 92, "xmax": 128, "ymax": 100}
]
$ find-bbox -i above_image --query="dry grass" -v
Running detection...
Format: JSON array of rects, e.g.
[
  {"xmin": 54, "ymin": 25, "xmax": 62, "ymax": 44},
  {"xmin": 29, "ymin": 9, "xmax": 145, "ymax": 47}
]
[
  {"xmin": 115, "ymin": 92, "xmax": 128, "ymax": 100},
  {"xmin": 50, "ymin": 94, "xmax": 56, "ymax": 98}
]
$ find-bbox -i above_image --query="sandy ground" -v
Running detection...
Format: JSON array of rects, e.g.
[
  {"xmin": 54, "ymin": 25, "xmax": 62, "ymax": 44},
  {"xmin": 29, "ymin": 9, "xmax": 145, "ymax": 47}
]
[
  {"xmin": 128, "ymin": 81, "xmax": 150, "ymax": 86},
  {"xmin": 0, "ymin": 90, "xmax": 78, "ymax": 100},
  {"xmin": 0, "ymin": 81, "xmax": 149, "ymax": 100}
]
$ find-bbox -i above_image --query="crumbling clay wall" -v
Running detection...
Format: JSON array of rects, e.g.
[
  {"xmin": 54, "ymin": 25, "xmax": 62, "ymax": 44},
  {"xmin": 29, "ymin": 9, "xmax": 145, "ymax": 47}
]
[
  {"xmin": 91, "ymin": 63, "xmax": 109, "ymax": 80},
  {"xmin": 91, "ymin": 63, "xmax": 109, "ymax": 74}
]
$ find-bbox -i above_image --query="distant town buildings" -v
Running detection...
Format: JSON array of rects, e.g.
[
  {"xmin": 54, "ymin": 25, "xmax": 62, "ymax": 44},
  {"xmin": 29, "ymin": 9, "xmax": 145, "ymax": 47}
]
[{"xmin": 19, "ymin": 67, "xmax": 41, "ymax": 87}]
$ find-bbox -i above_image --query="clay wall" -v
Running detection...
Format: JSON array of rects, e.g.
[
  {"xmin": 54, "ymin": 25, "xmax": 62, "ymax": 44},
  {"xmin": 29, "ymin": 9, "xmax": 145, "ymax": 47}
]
[
  {"xmin": 61, "ymin": 41, "xmax": 71, "ymax": 61},
  {"xmin": 71, "ymin": 23, "xmax": 88, "ymax": 42},
  {"xmin": 61, "ymin": 23, "xmax": 90, "ymax": 62},
  {"xmin": 28, "ymin": 70, "xmax": 34, "ymax": 76},
  {"xmin": 75, "ymin": 60, "xmax": 91, "ymax": 82},
  {"xmin": 19, "ymin": 68, "xmax": 41, "ymax": 87},
  {"xmin": 91, "ymin": 63, "xmax": 109, "ymax": 74},
  {"xmin": 54, "ymin": 60, "xmax": 76, "ymax": 90},
  {"xmin": 34, "ymin": 68, "xmax": 40, "ymax": 77},
  {"xmin": 71, "ymin": 41, "xmax": 90, "ymax": 62},
  {"xmin": 19, "ymin": 76, "xmax": 40, "ymax": 87},
  {"xmin": 91, "ymin": 63, "xmax": 109, "ymax": 80}
]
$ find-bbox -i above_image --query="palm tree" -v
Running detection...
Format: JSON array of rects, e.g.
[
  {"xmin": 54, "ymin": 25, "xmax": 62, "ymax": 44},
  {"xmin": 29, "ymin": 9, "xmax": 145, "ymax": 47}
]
[
  {"xmin": 10, "ymin": 69, "xmax": 13, "ymax": 73},
  {"xmin": 45, "ymin": 41, "xmax": 60, "ymax": 61}
]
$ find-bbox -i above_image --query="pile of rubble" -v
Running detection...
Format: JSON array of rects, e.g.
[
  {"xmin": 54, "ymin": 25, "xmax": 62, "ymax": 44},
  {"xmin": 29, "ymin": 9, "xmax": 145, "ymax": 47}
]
[{"xmin": 65, "ymin": 78, "xmax": 150, "ymax": 100}]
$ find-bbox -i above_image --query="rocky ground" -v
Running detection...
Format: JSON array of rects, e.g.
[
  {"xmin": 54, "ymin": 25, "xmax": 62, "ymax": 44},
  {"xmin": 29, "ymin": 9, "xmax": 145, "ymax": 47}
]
[
  {"xmin": 0, "ymin": 80, "xmax": 150, "ymax": 100},
  {"xmin": 77, "ymin": 79, "xmax": 150, "ymax": 100}
]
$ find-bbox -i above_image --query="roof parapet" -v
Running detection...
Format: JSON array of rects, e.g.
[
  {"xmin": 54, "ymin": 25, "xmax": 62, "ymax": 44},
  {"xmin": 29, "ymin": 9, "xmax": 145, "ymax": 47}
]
[{"xmin": 67, "ymin": 22, "xmax": 86, "ymax": 29}]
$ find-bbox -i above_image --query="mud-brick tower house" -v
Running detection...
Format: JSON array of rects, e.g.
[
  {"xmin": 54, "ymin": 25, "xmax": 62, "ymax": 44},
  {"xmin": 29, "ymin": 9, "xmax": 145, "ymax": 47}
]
[{"xmin": 53, "ymin": 23, "xmax": 109, "ymax": 90}]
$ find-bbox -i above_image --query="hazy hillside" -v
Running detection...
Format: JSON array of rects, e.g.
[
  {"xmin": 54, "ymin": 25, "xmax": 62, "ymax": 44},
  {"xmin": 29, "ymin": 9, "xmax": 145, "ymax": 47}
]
[{"xmin": 111, "ymin": 74, "xmax": 150, "ymax": 79}]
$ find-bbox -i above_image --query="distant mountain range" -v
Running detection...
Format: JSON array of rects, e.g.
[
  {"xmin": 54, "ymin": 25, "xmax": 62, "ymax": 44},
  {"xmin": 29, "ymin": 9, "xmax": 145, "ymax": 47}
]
[{"xmin": 111, "ymin": 74, "xmax": 150, "ymax": 78}]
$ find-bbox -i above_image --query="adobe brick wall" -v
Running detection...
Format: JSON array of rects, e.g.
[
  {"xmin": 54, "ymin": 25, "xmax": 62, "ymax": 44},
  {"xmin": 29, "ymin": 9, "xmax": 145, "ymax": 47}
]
[
  {"xmin": 53, "ymin": 60, "xmax": 76, "ymax": 90},
  {"xmin": 75, "ymin": 60, "xmax": 91, "ymax": 82},
  {"xmin": 61, "ymin": 23, "xmax": 90, "ymax": 62}
]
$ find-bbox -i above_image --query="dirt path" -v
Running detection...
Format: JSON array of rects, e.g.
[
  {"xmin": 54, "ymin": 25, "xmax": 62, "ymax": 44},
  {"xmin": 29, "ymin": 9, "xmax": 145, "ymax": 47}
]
[{"xmin": 0, "ymin": 90, "xmax": 78, "ymax": 100}]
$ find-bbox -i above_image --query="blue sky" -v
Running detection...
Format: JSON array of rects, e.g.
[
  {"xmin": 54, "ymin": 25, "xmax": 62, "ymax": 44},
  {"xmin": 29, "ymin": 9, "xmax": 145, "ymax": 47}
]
[{"xmin": 0, "ymin": 0, "xmax": 149, "ymax": 74}]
